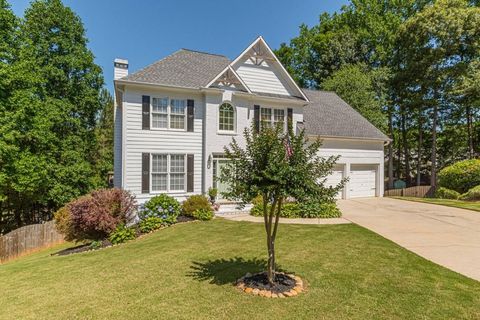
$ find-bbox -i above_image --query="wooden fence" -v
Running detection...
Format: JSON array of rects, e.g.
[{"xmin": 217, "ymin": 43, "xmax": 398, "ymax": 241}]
[
  {"xmin": 384, "ymin": 185, "xmax": 435, "ymax": 198},
  {"xmin": 0, "ymin": 220, "xmax": 64, "ymax": 263}
]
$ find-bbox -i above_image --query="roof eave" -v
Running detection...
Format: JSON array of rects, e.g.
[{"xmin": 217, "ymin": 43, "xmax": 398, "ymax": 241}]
[
  {"xmin": 307, "ymin": 134, "xmax": 392, "ymax": 143},
  {"xmin": 114, "ymin": 79, "xmax": 202, "ymax": 92},
  {"xmin": 234, "ymin": 91, "xmax": 308, "ymax": 105}
]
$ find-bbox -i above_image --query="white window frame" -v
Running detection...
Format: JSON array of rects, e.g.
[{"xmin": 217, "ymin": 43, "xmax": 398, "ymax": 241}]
[
  {"xmin": 151, "ymin": 154, "xmax": 168, "ymax": 192},
  {"xmin": 151, "ymin": 97, "xmax": 168, "ymax": 129},
  {"xmin": 150, "ymin": 154, "xmax": 186, "ymax": 193},
  {"xmin": 150, "ymin": 97, "xmax": 188, "ymax": 131},
  {"xmin": 217, "ymin": 102, "xmax": 236, "ymax": 134},
  {"xmin": 260, "ymin": 107, "xmax": 286, "ymax": 131}
]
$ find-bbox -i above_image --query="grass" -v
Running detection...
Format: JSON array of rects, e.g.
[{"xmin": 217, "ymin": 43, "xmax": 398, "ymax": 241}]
[
  {"xmin": 1, "ymin": 219, "xmax": 479, "ymax": 320},
  {"xmin": 392, "ymin": 196, "xmax": 480, "ymax": 212}
]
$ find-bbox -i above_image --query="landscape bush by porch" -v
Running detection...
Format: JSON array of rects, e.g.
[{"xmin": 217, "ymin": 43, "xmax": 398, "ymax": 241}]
[
  {"xmin": 460, "ymin": 185, "xmax": 480, "ymax": 201},
  {"xmin": 182, "ymin": 195, "xmax": 212, "ymax": 217},
  {"xmin": 438, "ymin": 159, "xmax": 480, "ymax": 194},
  {"xmin": 192, "ymin": 208, "xmax": 214, "ymax": 221},
  {"xmin": 54, "ymin": 189, "xmax": 137, "ymax": 242},
  {"xmin": 435, "ymin": 187, "xmax": 461, "ymax": 200},
  {"xmin": 250, "ymin": 201, "xmax": 341, "ymax": 219},
  {"xmin": 141, "ymin": 194, "xmax": 180, "ymax": 224}
]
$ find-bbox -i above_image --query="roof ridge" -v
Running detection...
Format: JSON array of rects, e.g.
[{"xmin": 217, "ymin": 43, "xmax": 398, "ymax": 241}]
[
  {"xmin": 302, "ymin": 88, "xmax": 336, "ymax": 94},
  {"xmin": 180, "ymin": 48, "xmax": 229, "ymax": 58}
]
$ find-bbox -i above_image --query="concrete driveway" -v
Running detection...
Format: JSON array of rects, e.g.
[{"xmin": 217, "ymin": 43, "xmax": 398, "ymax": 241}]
[{"xmin": 338, "ymin": 197, "xmax": 480, "ymax": 281}]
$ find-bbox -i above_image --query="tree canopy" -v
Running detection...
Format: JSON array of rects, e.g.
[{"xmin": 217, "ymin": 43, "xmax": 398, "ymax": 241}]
[
  {"xmin": 0, "ymin": 0, "xmax": 112, "ymax": 234},
  {"xmin": 276, "ymin": 0, "xmax": 480, "ymax": 188}
]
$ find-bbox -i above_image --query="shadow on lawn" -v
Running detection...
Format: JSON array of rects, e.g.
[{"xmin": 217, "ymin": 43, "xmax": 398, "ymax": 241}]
[{"xmin": 189, "ymin": 256, "xmax": 285, "ymax": 285}]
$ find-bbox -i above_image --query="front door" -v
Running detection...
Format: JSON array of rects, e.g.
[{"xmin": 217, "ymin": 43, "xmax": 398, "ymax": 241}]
[{"xmin": 213, "ymin": 159, "xmax": 230, "ymax": 200}]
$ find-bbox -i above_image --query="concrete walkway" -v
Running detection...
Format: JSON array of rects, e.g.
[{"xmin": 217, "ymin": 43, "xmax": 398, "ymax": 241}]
[
  {"xmin": 338, "ymin": 197, "xmax": 480, "ymax": 281},
  {"xmin": 217, "ymin": 212, "xmax": 351, "ymax": 225}
]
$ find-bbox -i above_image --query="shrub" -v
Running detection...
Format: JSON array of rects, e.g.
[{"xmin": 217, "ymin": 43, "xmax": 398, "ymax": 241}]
[
  {"xmin": 250, "ymin": 200, "xmax": 341, "ymax": 219},
  {"xmin": 299, "ymin": 201, "xmax": 341, "ymax": 218},
  {"xmin": 435, "ymin": 187, "xmax": 461, "ymax": 200},
  {"xmin": 192, "ymin": 208, "xmax": 214, "ymax": 221},
  {"xmin": 141, "ymin": 194, "xmax": 180, "ymax": 224},
  {"xmin": 182, "ymin": 195, "xmax": 212, "ymax": 217},
  {"xmin": 109, "ymin": 224, "xmax": 136, "ymax": 244},
  {"xmin": 460, "ymin": 185, "xmax": 480, "ymax": 201},
  {"xmin": 66, "ymin": 188, "xmax": 137, "ymax": 242},
  {"xmin": 139, "ymin": 216, "xmax": 164, "ymax": 233},
  {"xmin": 54, "ymin": 206, "xmax": 75, "ymax": 241},
  {"xmin": 438, "ymin": 159, "xmax": 480, "ymax": 194}
]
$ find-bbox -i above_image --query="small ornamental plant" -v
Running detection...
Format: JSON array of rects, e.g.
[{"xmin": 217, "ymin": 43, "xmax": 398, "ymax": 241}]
[
  {"xmin": 141, "ymin": 194, "xmax": 180, "ymax": 225},
  {"xmin": 208, "ymin": 187, "xmax": 218, "ymax": 203},
  {"xmin": 139, "ymin": 216, "xmax": 164, "ymax": 233},
  {"xmin": 109, "ymin": 224, "xmax": 136, "ymax": 244},
  {"xmin": 220, "ymin": 124, "xmax": 344, "ymax": 288}
]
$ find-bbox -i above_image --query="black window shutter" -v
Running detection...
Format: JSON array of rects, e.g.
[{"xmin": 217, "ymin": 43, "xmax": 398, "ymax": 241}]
[
  {"xmin": 287, "ymin": 108, "xmax": 293, "ymax": 129},
  {"xmin": 187, "ymin": 99, "xmax": 194, "ymax": 132},
  {"xmin": 141, "ymin": 153, "xmax": 150, "ymax": 193},
  {"xmin": 187, "ymin": 154, "xmax": 194, "ymax": 192},
  {"xmin": 254, "ymin": 105, "xmax": 260, "ymax": 133},
  {"xmin": 142, "ymin": 95, "xmax": 150, "ymax": 130}
]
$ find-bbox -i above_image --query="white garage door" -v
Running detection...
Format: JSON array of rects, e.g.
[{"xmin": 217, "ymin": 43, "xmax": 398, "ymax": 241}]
[
  {"xmin": 349, "ymin": 164, "xmax": 377, "ymax": 198},
  {"xmin": 325, "ymin": 164, "xmax": 344, "ymax": 199}
]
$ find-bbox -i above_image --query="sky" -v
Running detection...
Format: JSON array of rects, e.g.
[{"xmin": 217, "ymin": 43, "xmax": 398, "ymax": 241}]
[{"xmin": 10, "ymin": 0, "xmax": 349, "ymax": 93}]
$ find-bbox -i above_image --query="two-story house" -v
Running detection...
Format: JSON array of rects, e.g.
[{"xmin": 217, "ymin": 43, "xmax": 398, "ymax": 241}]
[{"xmin": 113, "ymin": 36, "xmax": 389, "ymax": 204}]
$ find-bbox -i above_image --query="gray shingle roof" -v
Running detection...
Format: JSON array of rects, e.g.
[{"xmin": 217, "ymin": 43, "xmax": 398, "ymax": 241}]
[
  {"xmin": 303, "ymin": 89, "xmax": 389, "ymax": 141},
  {"xmin": 121, "ymin": 49, "xmax": 230, "ymax": 88}
]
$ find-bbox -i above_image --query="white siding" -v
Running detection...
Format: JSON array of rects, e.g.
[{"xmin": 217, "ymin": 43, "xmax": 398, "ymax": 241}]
[
  {"xmin": 113, "ymin": 92, "xmax": 123, "ymax": 188},
  {"xmin": 234, "ymin": 59, "xmax": 298, "ymax": 97},
  {"xmin": 123, "ymin": 87, "xmax": 204, "ymax": 203}
]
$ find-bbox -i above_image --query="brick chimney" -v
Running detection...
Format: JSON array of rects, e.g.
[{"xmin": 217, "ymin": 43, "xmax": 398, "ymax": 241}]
[{"xmin": 114, "ymin": 58, "xmax": 128, "ymax": 80}]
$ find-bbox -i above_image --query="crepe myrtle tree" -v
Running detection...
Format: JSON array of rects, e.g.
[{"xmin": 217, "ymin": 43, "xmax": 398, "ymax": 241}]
[{"xmin": 219, "ymin": 124, "xmax": 344, "ymax": 284}]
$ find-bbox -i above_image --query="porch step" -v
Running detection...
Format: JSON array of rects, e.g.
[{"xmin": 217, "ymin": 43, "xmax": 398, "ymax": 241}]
[{"xmin": 215, "ymin": 203, "xmax": 253, "ymax": 215}]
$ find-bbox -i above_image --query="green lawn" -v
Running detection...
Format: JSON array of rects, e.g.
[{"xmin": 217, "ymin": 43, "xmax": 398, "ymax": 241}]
[
  {"xmin": 392, "ymin": 196, "xmax": 480, "ymax": 212},
  {"xmin": 1, "ymin": 219, "xmax": 479, "ymax": 320}
]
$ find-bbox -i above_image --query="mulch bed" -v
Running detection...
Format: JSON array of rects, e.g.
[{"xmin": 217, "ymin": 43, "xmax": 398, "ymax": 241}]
[
  {"xmin": 237, "ymin": 272, "xmax": 305, "ymax": 298},
  {"xmin": 52, "ymin": 215, "xmax": 195, "ymax": 257},
  {"xmin": 242, "ymin": 272, "xmax": 296, "ymax": 293}
]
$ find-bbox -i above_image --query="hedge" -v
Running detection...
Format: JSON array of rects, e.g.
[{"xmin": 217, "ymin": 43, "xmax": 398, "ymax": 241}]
[{"xmin": 438, "ymin": 159, "xmax": 480, "ymax": 194}]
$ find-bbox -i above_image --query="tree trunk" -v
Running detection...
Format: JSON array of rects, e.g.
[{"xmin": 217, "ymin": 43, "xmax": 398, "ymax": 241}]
[
  {"xmin": 401, "ymin": 110, "xmax": 411, "ymax": 186},
  {"xmin": 417, "ymin": 113, "xmax": 423, "ymax": 186},
  {"xmin": 388, "ymin": 107, "xmax": 394, "ymax": 189},
  {"xmin": 265, "ymin": 195, "xmax": 278, "ymax": 285},
  {"xmin": 431, "ymin": 103, "xmax": 438, "ymax": 187},
  {"xmin": 467, "ymin": 105, "xmax": 474, "ymax": 159}
]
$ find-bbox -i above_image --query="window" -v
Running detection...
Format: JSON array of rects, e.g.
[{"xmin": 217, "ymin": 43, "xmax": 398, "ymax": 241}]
[
  {"xmin": 218, "ymin": 103, "xmax": 235, "ymax": 132},
  {"xmin": 151, "ymin": 154, "xmax": 168, "ymax": 191},
  {"xmin": 170, "ymin": 154, "xmax": 185, "ymax": 191},
  {"xmin": 152, "ymin": 98, "xmax": 168, "ymax": 128},
  {"xmin": 151, "ymin": 154, "xmax": 186, "ymax": 192},
  {"xmin": 260, "ymin": 108, "xmax": 272, "ymax": 128},
  {"xmin": 170, "ymin": 99, "xmax": 186, "ymax": 129},
  {"xmin": 151, "ymin": 97, "xmax": 187, "ymax": 130},
  {"xmin": 274, "ymin": 109, "xmax": 285, "ymax": 129},
  {"xmin": 260, "ymin": 107, "xmax": 285, "ymax": 130}
]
